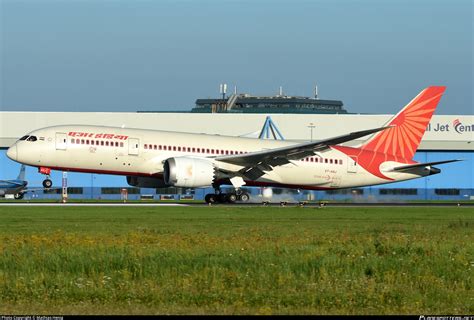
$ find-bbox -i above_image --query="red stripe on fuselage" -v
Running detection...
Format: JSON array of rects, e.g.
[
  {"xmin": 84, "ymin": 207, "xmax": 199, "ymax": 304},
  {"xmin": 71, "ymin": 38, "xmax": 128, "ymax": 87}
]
[{"xmin": 34, "ymin": 166, "xmax": 339, "ymax": 191}]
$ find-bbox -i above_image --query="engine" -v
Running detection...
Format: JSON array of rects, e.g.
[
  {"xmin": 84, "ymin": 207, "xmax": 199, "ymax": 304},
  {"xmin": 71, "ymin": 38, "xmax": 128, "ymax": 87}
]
[
  {"xmin": 163, "ymin": 157, "xmax": 215, "ymax": 188},
  {"xmin": 126, "ymin": 176, "xmax": 167, "ymax": 188}
]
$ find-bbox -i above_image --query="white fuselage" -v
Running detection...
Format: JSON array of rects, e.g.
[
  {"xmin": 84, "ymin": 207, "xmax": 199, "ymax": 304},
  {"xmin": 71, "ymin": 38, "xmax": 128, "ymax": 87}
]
[{"xmin": 7, "ymin": 125, "xmax": 426, "ymax": 190}]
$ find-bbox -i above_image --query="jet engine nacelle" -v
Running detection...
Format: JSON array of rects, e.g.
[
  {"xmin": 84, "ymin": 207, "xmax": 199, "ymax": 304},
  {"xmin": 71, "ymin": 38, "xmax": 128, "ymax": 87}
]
[
  {"xmin": 164, "ymin": 157, "xmax": 215, "ymax": 188},
  {"xmin": 126, "ymin": 176, "xmax": 167, "ymax": 188}
]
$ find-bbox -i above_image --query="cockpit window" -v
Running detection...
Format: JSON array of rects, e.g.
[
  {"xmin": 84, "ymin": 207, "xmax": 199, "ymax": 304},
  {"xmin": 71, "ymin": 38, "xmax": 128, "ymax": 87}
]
[
  {"xmin": 26, "ymin": 136, "xmax": 37, "ymax": 142},
  {"xmin": 19, "ymin": 135, "xmax": 29, "ymax": 141}
]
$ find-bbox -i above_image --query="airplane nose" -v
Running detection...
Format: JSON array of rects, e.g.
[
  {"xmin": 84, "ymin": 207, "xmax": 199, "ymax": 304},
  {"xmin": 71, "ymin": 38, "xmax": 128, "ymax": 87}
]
[{"xmin": 7, "ymin": 145, "xmax": 17, "ymax": 161}]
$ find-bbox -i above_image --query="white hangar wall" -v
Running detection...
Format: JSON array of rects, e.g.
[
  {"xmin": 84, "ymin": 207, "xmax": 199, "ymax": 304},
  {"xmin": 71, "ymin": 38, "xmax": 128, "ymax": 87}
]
[{"xmin": 0, "ymin": 112, "xmax": 473, "ymax": 150}]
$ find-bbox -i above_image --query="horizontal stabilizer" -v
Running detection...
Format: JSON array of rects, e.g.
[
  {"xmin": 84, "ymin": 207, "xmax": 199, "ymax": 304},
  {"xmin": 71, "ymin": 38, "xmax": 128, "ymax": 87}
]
[
  {"xmin": 391, "ymin": 159, "xmax": 462, "ymax": 172},
  {"xmin": 0, "ymin": 180, "xmax": 24, "ymax": 186}
]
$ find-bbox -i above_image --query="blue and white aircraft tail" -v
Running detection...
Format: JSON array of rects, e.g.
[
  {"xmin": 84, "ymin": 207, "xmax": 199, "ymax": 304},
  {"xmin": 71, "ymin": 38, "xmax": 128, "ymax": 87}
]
[{"xmin": 0, "ymin": 165, "xmax": 28, "ymax": 199}]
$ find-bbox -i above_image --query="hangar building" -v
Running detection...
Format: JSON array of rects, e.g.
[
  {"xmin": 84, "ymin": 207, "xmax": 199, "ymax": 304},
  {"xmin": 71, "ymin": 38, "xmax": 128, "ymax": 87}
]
[{"xmin": 0, "ymin": 112, "xmax": 472, "ymax": 201}]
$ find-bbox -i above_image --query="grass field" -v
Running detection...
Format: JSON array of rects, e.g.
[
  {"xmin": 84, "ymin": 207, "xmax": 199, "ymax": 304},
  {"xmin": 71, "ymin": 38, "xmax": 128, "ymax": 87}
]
[{"xmin": 0, "ymin": 206, "xmax": 472, "ymax": 315}]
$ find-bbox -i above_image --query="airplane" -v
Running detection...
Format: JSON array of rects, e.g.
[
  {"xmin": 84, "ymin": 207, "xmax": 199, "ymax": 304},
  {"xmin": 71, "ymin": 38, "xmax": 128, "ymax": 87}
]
[
  {"xmin": 0, "ymin": 165, "xmax": 28, "ymax": 199},
  {"xmin": 6, "ymin": 86, "xmax": 461, "ymax": 203}
]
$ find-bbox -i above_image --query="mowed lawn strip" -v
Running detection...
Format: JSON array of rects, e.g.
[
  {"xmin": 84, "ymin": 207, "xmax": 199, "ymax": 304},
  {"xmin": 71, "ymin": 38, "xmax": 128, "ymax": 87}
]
[{"xmin": 0, "ymin": 206, "xmax": 472, "ymax": 314}]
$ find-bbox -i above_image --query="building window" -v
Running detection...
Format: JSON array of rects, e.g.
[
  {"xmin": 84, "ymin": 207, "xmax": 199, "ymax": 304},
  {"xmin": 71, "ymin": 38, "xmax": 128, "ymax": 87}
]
[
  {"xmin": 326, "ymin": 188, "xmax": 364, "ymax": 195},
  {"xmin": 379, "ymin": 189, "xmax": 418, "ymax": 195},
  {"xmin": 435, "ymin": 189, "xmax": 460, "ymax": 196},
  {"xmin": 102, "ymin": 187, "xmax": 140, "ymax": 194}
]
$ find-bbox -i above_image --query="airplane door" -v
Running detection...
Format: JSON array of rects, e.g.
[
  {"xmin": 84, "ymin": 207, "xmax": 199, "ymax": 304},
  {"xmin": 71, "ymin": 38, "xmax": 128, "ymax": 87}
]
[
  {"xmin": 128, "ymin": 138, "xmax": 139, "ymax": 155},
  {"xmin": 55, "ymin": 133, "xmax": 67, "ymax": 150},
  {"xmin": 347, "ymin": 156, "xmax": 358, "ymax": 173}
]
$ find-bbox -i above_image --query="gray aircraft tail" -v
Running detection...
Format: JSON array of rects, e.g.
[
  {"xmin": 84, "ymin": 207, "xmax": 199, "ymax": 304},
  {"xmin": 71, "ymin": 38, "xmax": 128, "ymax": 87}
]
[{"xmin": 17, "ymin": 165, "xmax": 26, "ymax": 181}]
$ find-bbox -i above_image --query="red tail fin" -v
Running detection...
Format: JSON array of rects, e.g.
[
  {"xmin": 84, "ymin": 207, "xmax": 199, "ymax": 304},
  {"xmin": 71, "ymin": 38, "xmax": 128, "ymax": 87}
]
[{"xmin": 361, "ymin": 86, "xmax": 446, "ymax": 160}]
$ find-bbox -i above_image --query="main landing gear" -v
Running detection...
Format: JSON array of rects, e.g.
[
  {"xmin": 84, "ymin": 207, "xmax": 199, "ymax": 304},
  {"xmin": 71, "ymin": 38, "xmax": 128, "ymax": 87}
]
[
  {"xmin": 14, "ymin": 192, "xmax": 24, "ymax": 200},
  {"xmin": 205, "ymin": 189, "xmax": 250, "ymax": 204}
]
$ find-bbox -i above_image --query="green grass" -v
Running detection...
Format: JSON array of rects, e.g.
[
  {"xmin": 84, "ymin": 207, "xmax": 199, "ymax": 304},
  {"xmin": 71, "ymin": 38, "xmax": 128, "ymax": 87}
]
[{"xmin": 0, "ymin": 206, "xmax": 472, "ymax": 315}]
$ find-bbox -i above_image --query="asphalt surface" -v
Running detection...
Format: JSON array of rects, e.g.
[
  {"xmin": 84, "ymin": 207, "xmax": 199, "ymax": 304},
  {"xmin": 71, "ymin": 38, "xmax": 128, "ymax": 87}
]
[{"xmin": 0, "ymin": 201, "xmax": 472, "ymax": 207}]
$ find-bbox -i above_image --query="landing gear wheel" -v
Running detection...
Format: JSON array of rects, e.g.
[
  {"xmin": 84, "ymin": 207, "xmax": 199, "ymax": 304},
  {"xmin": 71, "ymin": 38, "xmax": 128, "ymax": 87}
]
[
  {"xmin": 218, "ymin": 193, "xmax": 228, "ymax": 203},
  {"xmin": 205, "ymin": 194, "xmax": 217, "ymax": 204},
  {"xmin": 227, "ymin": 193, "xmax": 238, "ymax": 203},
  {"xmin": 239, "ymin": 193, "xmax": 250, "ymax": 202},
  {"xmin": 14, "ymin": 193, "xmax": 24, "ymax": 200},
  {"xmin": 43, "ymin": 179, "xmax": 53, "ymax": 189}
]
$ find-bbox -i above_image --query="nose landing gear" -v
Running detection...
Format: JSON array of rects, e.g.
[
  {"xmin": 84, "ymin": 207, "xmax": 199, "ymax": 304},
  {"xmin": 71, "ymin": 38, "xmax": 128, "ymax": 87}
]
[
  {"xmin": 38, "ymin": 167, "xmax": 53, "ymax": 188},
  {"xmin": 42, "ymin": 178, "xmax": 53, "ymax": 189}
]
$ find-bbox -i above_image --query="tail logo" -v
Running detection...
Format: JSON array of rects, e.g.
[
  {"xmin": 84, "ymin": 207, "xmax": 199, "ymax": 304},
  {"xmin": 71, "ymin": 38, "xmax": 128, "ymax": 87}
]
[{"xmin": 362, "ymin": 86, "xmax": 446, "ymax": 160}]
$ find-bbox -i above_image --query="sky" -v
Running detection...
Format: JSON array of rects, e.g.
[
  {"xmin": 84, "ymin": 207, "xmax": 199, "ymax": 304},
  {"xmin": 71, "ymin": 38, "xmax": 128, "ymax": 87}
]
[{"xmin": 0, "ymin": 0, "xmax": 472, "ymax": 115}]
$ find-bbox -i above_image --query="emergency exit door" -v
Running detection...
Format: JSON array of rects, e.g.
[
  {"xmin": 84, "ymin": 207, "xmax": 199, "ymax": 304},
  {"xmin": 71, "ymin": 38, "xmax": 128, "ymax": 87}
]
[
  {"xmin": 55, "ymin": 133, "xmax": 67, "ymax": 150},
  {"xmin": 347, "ymin": 156, "xmax": 358, "ymax": 173},
  {"xmin": 128, "ymin": 138, "xmax": 139, "ymax": 155}
]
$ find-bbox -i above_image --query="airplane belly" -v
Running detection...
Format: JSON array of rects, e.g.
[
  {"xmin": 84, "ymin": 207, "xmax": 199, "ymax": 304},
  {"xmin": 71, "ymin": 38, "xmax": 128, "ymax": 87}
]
[{"xmin": 266, "ymin": 164, "xmax": 337, "ymax": 187}]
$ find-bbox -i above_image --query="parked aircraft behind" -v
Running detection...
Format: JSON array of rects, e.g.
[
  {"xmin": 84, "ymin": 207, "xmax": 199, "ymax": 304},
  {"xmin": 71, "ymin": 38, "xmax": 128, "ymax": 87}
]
[
  {"xmin": 7, "ymin": 86, "xmax": 460, "ymax": 203},
  {"xmin": 0, "ymin": 165, "xmax": 28, "ymax": 199}
]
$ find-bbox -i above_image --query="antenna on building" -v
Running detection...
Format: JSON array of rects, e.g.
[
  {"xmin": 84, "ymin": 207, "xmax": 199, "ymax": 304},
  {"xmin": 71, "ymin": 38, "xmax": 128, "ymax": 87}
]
[
  {"xmin": 279, "ymin": 86, "xmax": 283, "ymax": 96},
  {"xmin": 219, "ymin": 83, "xmax": 227, "ymax": 99},
  {"xmin": 314, "ymin": 85, "xmax": 318, "ymax": 99}
]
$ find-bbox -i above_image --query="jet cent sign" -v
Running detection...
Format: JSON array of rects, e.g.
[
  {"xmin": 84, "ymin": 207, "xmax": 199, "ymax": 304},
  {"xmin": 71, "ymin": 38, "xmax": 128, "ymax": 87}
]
[{"xmin": 425, "ymin": 117, "xmax": 473, "ymax": 137}]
